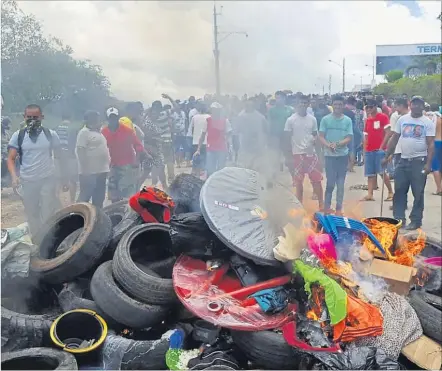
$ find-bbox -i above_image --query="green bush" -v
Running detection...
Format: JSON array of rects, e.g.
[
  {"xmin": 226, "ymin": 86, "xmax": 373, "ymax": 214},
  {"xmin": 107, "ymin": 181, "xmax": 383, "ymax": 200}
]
[{"xmin": 374, "ymin": 75, "xmax": 441, "ymax": 105}]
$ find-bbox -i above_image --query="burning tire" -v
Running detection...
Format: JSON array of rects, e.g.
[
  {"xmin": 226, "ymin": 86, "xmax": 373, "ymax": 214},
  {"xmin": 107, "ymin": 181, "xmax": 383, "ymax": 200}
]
[
  {"xmin": 30, "ymin": 203, "xmax": 112, "ymax": 284},
  {"xmin": 112, "ymin": 224, "xmax": 177, "ymax": 305},
  {"xmin": 90, "ymin": 261, "xmax": 168, "ymax": 328},
  {"xmin": 1, "ymin": 347, "xmax": 77, "ymax": 370},
  {"xmin": 230, "ymin": 330, "xmax": 300, "ymax": 369},
  {"xmin": 1, "ymin": 306, "xmax": 57, "ymax": 352},
  {"xmin": 408, "ymin": 291, "xmax": 442, "ymax": 343},
  {"xmin": 104, "ymin": 199, "xmax": 144, "ymax": 256}
]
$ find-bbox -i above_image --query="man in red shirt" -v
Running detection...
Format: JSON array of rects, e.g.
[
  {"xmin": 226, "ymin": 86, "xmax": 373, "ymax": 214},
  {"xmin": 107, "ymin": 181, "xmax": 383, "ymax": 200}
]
[
  {"xmin": 194, "ymin": 102, "xmax": 232, "ymax": 177},
  {"xmin": 362, "ymin": 99, "xmax": 394, "ymax": 201},
  {"xmin": 102, "ymin": 107, "xmax": 150, "ymax": 202}
]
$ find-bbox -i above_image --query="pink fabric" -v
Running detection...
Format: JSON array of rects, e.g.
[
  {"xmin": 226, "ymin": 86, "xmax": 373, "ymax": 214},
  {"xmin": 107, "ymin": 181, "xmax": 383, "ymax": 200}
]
[{"xmin": 307, "ymin": 233, "xmax": 337, "ymax": 262}]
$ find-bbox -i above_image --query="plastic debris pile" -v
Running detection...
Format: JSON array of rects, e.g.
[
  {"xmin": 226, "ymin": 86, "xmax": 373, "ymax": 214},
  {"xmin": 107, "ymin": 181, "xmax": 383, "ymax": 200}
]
[{"xmin": 1, "ymin": 170, "xmax": 441, "ymax": 370}]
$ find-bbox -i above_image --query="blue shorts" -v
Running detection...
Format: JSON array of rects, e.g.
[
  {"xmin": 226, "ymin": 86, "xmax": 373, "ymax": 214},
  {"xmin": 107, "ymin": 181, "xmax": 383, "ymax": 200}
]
[
  {"xmin": 173, "ymin": 135, "xmax": 187, "ymax": 153},
  {"xmin": 364, "ymin": 150, "xmax": 385, "ymax": 177},
  {"xmin": 432, "ymin": 140, "xmax": 442, "ymax": 172}
]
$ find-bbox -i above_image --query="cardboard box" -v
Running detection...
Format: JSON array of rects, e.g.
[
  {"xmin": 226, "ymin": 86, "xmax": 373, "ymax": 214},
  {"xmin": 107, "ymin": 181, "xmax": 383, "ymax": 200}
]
[
  {"xmin": 367, "ymin": 258, "xmax": 415, "ymax": 295},
  {"xmin": 402, "ymin": 335, "xmax": 442, "ymax": 370}
]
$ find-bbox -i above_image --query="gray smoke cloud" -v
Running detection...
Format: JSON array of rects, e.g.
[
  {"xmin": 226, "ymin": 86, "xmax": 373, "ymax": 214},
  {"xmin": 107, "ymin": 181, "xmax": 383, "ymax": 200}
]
[{"xmin": 18, "ymin": 0, "xmax": 440, "ymax": 103}]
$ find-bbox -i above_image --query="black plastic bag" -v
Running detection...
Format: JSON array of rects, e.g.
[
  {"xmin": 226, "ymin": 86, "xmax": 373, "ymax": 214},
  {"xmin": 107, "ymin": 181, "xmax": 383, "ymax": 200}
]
[
  {"xmin": 305, "ymin": 346, "xmax": 403, "ymax": 370},
  {"xmin": 169, "ymin": 212, "xmax": 229, "ymax": 259},
  {"xmin": 169, "ymin": 174, "xmax": 204, "ymax": 215}
]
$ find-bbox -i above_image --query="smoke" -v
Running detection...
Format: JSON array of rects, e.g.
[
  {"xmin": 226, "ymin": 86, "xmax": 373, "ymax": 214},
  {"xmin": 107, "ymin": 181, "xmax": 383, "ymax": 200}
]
[{"xmin": 18, "ymin": 1, "xmax": 441, "ymax": 103}]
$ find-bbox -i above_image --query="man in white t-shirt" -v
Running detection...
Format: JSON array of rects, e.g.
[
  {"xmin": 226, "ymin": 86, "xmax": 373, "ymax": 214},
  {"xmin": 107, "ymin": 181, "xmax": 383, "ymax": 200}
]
[
  {"xmin": 384, "ymin": 96, "xmax": 435, "ymax": 230},
  {"xmin": 187, "ymin": 102, "xmax": 209, "ymax": 176},
  {"xmin": 284, "ymin": 95, "xmax": 323, "ymax": 209},
  {"xmin": 76, "ymin": 110, "xmax": 110, "ymax": 208}
]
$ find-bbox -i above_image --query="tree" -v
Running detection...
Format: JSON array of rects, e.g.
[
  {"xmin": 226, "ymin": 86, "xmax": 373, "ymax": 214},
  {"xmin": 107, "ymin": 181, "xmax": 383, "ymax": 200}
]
[
  {"xmin": 1, "ymin": 0, "xmax": 112, "ymax": 118},
  {"xmin": 374, "ymin": 75, "xmax": 441, "ymax": 104},
  {"xmin": 384, "ymin": 70, "xmax": 403, "ymax": 83}
]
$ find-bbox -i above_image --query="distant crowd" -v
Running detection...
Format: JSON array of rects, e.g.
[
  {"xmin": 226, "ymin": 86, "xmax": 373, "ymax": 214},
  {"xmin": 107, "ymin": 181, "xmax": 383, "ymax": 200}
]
[{"xmin": 1, "ymin": 90, "xmax": 441, "ymax": 238}]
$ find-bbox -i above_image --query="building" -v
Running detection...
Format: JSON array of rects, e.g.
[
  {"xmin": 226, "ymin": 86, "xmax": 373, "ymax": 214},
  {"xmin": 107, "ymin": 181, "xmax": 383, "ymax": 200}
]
[
  {"xmin": 352, "ymin": 84, "xmax": 372, "ymax": 93},
  {"xmin": 376, "ymin": 43, "xmax": 441, "ymax": 77}
]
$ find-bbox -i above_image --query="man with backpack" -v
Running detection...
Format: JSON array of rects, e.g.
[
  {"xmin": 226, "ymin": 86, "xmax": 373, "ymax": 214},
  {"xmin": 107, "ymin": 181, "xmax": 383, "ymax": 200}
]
[{"xmin": 7, "ymin": 104, "xmax": 61, "ymax": 238}]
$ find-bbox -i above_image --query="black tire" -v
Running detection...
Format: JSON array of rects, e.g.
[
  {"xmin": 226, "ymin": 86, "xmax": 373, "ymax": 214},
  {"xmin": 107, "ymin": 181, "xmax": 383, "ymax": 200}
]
[
  {"xmin": 1, "ymin": 307, "xmax": 57, "ymax": 352},
  {"xmin": 1, "ymin": 347, "xmax": 78, "ymax": 370},
  {"xmin": 112, "ymin": 224, "xmax": 177, "ymax": 305},
  {"xmin": 230, "ymin": 330, "xmax": 300, "ymax": 370},
  {"xmin": 401, "ymin": 232, "xmax": 442, "ymax": 258},
  {"xmin": 104, "ymin": 200, "xmax": 144, "ymax": 256},
  {"xmin": 90, "ymin": 261, "xmax": 167, "ymax": 329},
  {"xmin": 169, "ymin": 173, "xmax": 204, "ymax": 214},
  {"xmin": 145, "ymin": 256, "xmax": 176, "ymax": 278},
  {"xmin": 30, "ymin": 203, "xmax": 113, "ymax": 284},
  {"xmin": 57, "ymin": 279, "xmax": 119, "ymax": 328},
  {"xmin": 101, "ymin": 333, "xmax": 169, "ymax": 370},
  {"xmin": 408, "ymin": 291, "xmax": 442, "ymax": 343}
]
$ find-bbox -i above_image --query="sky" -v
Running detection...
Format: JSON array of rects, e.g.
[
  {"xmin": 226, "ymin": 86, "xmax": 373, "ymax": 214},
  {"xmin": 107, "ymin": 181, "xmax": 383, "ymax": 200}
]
[{"xmin": 18, "ymin": 0, "xmax": 441, "ymax": 104}]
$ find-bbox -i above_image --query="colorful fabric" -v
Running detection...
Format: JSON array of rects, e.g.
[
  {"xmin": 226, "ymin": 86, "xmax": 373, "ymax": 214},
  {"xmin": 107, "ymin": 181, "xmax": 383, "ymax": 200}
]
[
  {"xmin": 333, "ymin": 295, "xmax": 383, "ymax": 343},
  {"xmin": 129, "ymin": 186, "xmax": 175, "ymax": 223},
  {"xmin": 293, "ymin": 260, "xmax": 347, "ymax": 325},
  {"xmin": 108, "ymin": 164, "xmax": 137, "ymax": 201}
]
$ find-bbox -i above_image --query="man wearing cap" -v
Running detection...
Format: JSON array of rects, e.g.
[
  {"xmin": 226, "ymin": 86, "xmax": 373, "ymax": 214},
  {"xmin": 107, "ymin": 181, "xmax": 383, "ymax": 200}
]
[
  {"xmin": 76, "ymin": 110, "xmax": 110, "ymax": 208},
  {"xmin": 384, "ymin": 96, "xmax": 436, "ymax": 230},
  {"xmin": 194, "ymin": 102, "xmax": 232, "ymax": 177},
  {"xmin": 102, "ymin": 107, "xmax": 150, "ymax": 203}
]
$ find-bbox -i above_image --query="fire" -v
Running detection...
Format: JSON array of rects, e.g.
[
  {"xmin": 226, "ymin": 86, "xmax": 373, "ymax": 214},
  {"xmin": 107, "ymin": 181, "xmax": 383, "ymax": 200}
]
[
  {"xmin": 363, "ymin": 220, "xmax": 426, "ymax": 267},
  {"xmin": 306, "ymin": 310, "xmax": 319, "ymax": 321}
]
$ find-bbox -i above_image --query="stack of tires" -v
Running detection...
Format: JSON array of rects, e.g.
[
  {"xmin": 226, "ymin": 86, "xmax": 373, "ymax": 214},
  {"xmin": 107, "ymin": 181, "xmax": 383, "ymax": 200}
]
[
  {"xmin": 1, "ymin": 175, "xmax": 207, "ymax": 370},
  {"xmin": 406, "ymin": 232, "xmax": 442, "ymax": 346}
]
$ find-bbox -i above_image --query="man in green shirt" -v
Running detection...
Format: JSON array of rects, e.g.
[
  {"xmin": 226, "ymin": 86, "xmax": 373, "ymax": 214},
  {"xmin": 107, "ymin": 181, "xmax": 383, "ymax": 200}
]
[
  {"xmin": 319, "ymin": 95, "xmax": 353, "ymax": 215},
  {"xmin": 267, "ymin": 91, "xmax": 293, "ymax": 177}
]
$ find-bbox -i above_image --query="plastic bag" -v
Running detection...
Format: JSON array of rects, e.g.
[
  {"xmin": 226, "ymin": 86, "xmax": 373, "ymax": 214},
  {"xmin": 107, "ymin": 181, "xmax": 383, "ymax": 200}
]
[
  {"xmin": 307, "ymin": 346, "xmax": 403, "ymax": 370},
  {"xmin": 169, "ymin": 212, "xmax": 229, "ymax": 259},
  {"xmin": 169, "ymin": 173, "xmax": 204, "ymax": 214}
]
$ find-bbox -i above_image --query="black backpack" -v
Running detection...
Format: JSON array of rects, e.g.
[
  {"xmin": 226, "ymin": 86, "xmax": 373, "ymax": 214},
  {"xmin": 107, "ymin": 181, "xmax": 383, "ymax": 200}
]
[{"xmin": 17, "ymin": 127, "xmax": 53, "ymax": 165}]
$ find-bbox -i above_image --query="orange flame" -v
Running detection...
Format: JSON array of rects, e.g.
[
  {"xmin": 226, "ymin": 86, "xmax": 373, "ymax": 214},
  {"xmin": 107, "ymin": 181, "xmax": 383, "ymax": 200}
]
[{"xmin": 364, "ymin": 220, "xmax": 426, "ymax": 266}]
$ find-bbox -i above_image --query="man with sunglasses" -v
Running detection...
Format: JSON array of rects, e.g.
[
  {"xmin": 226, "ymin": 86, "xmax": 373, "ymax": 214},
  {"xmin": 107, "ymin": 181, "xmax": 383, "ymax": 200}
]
[{"xmin": 383, "ymin": 96, "xmax": 435, "ymax": 230}]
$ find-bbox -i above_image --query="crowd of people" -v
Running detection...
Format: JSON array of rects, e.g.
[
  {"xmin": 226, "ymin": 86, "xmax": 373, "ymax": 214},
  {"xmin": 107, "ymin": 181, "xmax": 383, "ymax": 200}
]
[{"xmin": 1, "ymin": 90, "xmax": 441, "ymax": 239}]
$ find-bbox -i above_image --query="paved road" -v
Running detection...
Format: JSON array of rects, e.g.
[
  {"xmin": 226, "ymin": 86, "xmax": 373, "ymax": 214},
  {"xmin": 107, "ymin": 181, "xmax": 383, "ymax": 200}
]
[{"xmin": 341, "ymin": 167, "xmax": 441, "ymax": 240}]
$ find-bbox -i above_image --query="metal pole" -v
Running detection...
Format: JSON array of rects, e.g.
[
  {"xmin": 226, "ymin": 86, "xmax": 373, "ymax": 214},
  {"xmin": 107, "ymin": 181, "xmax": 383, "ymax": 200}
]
[
  {"xmin": 328, "ymin": 74, "xmax": 332, "ymax": 96},
  {"xmin": 360, "ymin": 76, "xmax": 362, "ymax": 92},
  {"xmin": 342, "ymin": 57, "xmax": 346, "ymax": 93},
  {"xmin": 322, "ymin": 85, "xmax": 325, "ymax": 95},
  {"xmin": 213, "ymin": 4, "xmax": 220, "ymax": 97}
]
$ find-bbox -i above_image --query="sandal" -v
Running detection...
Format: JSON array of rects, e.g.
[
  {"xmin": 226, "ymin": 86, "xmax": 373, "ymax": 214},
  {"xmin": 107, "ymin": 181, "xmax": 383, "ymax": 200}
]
[
  {"xmin": 384, "ymin": 195, "xmax": 394, "ymax": 201},
  {"xmin": 361, "ymin": 196, "xmax": 375, "ymax": 201},
  {"xmin": 432, "ymin": 191, "xmax": 442, "ymax": 196}
]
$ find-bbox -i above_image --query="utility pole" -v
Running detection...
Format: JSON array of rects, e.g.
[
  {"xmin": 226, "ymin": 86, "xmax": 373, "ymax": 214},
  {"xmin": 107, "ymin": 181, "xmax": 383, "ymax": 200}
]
[
  {"xmin": 322, "ymin": 85, "xmax": 325, "ymax": 95},
  {"xmin": 213, "ymin": 4, "xmax": 221, "ymax": 97},
  {"xmin": 212, "ymin": 2, "xmax": 248, "ymax": 97},
  {"xmin": 328, "ymin": 74, "xmax": 332, "ymax": 96},
  {"xmin": 342, "ymin": 57, "xmax": 346, "ymax": 93}
]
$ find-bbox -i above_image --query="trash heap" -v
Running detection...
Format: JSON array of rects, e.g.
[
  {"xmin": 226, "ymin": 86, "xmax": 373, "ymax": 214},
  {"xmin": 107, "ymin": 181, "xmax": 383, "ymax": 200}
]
[{"xmin": 1, "ymin": 168, "xmax": 441, "ymax": 370}]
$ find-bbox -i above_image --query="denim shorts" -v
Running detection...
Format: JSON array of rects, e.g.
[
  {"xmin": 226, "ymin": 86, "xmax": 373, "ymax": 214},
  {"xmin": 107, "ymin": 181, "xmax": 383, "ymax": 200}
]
[
  {"xmin": 364, "ymin": 150, "xmax": 385, "ymax": 177},
  {"xmin": 431, "ymin": 140, "xmax": 442, "ymax": 172}
]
